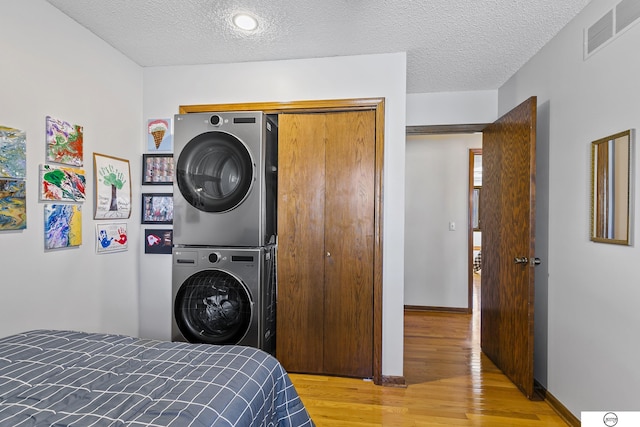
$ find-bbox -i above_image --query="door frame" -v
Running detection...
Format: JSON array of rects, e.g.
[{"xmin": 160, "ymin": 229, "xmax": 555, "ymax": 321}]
[
  {"xmin": 406, "ymin": 124, "xmax": 488, "ymax": 314},
  {"xmin": 180, "ymin": 98, "xmax": 385, "ymax": 385},
  {"xmin": 468, "ymin": 148, "xmax": 483, "ymax": 312}
]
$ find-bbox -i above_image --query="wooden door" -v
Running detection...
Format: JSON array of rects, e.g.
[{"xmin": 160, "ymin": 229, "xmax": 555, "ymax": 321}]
[
  {"xmin": 276, "ymin": 114, "xmax": 326, "ymax": 374},
  {"xmin": 323, "ymin": 111, "xmax": 375, "ymax": 378},
  {"xmin": 277, "ymin": 111, "xmax": 375, "ymax": 378},
  {"xmin": 480, "ymin": 96, "xmax": 537, "ymax": 398}
]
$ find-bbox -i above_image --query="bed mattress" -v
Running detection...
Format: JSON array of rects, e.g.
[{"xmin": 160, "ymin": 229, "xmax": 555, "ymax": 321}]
[{"xmin": 0, "ymin": 330, "xmax": 314, "ymax": 426}]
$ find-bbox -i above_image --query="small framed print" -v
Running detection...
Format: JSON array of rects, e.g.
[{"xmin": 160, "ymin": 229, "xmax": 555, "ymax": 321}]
[
  {"xmin": 144, "ymin": 229, "xmax": 173, "ymax": 254},
  {"xmin": 142, "ymin": 154, "xmax": 174, "ymax": 185},
  {"xmin": 141, "ymin": 193, "xmax": 173, "ymax": 224},
  {"xmin": 95, "ymin": 222, "xmax": 128, "ymax": 254}
]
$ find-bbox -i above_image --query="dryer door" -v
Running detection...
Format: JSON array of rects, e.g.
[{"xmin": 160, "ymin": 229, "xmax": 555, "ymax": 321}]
[
  {"xmin": 174, "ymin": 270, "xmax": 252, "ymax": 345},
  {"xmin": 176, "ymin": 131, "xmax": 254, "ymax": 213}
]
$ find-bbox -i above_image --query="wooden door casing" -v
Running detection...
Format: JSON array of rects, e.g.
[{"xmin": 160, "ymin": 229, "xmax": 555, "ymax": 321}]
[{"xmin": 481, "ymin": 96, "xmax": 537, "ymax": 399}]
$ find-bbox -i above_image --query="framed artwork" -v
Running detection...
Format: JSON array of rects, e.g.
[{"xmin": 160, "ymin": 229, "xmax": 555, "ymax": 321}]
[
  {"xmin": 44, "ymin": 204, "xmax": 82, "ymax": 249},
  {"xmin": 0, "ymin": 179, "xmax": 26, "ymax": 230},
  {"xmin": 46, "ymin": 116, "xmax": 83, "ymax": 167},
  {"xmin": 40, "ymin": 164, "xmax": 86, "ymax": 202},
  {"xmin": 142, "ymin": 193, "xmax": 173, "ymax": 224},
  {"xmin": 93, "ymin": 153, "xmax": 131, "ymax": 219},
  {"xmin": 0, "ymin": 126, "xmax": 26, "ymax": 179},
  {"xmin": 147, "ymin": 118, "xmax": 172, "ymax": 151},
  {"xmin": 95, "ymin": 222, "xmax": 128, "ymax": 254},
  {"xmin": 472, "ymin": 186, "xmax": 481, "ymax": 231},
  {"xmin": 144, "ymin": 229, "xmax": 173, "ymax": 254},
  {"xmin": 142, "ymin": 154, "xmax": 174, "ymax": 185}
]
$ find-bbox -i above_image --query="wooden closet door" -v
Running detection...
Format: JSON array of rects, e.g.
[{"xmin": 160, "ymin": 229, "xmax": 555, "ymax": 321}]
[
  {"xmin": 276, "ymin": 111, "xmax": 376, "ymax": 378},
  {"xmin": 276, "ymin": 114, "xmax": 326, "ymax": 373},
  {"xmin": 323, "ymin": 111, "xmax": 375, "ymax": 378}
]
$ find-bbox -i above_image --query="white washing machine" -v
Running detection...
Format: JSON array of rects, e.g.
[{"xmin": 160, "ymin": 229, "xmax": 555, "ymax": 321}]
[
  {"xmin": 173, "ymin": 111, "xmax": 277, "ymax": 247},
  {"xmin": 171, "ymin": 246, "xmax": 276, "ymax": 355}
]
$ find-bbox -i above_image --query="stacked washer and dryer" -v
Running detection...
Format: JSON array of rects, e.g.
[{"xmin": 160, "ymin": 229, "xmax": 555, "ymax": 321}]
[{"xmin": 171, "ymin": 112, "xmax": 278, "ymax": 356}]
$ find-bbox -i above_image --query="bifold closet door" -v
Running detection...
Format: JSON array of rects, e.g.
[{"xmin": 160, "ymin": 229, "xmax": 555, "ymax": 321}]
[
  {"xmin": 276, "ymin": 113, "xmax": 326, "ymax": 374},
  {"xmin": 277, "ymin": 110, "xmax": 375, "ymax": 378}
]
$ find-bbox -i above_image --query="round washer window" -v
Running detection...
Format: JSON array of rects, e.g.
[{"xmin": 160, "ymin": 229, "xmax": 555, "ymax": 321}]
[
  {"xmin": 176, "ymin": 131, "xmax": 254, "ymax": 212},
  {"xmin": 174, "ymin": 270, "xmax": 252, "ymax": 345}
]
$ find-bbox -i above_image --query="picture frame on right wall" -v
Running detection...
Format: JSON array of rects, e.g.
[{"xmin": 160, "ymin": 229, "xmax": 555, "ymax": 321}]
[
  {"xmin": 142, "ymin": 154, "xmax": 174, "ymax": 185},
  {"xmin": 144, "ymin": 229, "xmax": 173, "ymax": 254},
  {"xmin": 141, "ymin": 193, "xmax": 173, "ymax": 224}
]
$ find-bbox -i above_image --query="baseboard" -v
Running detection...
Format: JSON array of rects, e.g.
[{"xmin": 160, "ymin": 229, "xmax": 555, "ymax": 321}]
[
  {"xmin": 404, "ymin": 305, "xmax": 470, "ymax": 314},
  {"xmin": 381, "ymin": 375, "xmax": 407, "ymax": 388},
  {"xmin": 534, "ymin": 380, "xmax": 580, "ymax": 427}
]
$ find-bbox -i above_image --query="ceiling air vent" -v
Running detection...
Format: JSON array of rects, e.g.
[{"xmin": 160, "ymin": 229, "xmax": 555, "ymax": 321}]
[
  {"xmin": 585, "ymin": 0, "xmax": 640, "ymax": 59},
  {"xmin": 586, "ymin": 10, "xmax": 613, "ymax": 56},
  {"xmin": 616, "ymin": 0, "xmax": 640, "ymax": 32}
]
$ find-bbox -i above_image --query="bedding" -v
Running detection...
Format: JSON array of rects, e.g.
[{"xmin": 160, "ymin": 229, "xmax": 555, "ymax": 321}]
[
  {"xmin": 0, "ymin": 330, "xmax": 314, "ymax": 426},
  {"xmin": 473, "ymin": 251, "xmax": 482, "ymax": 273}
]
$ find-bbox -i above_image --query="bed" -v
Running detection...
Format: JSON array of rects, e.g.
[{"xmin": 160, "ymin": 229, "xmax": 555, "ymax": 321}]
[{"xmin": 0, "ymin": 330, "xmax": 314, "ymax": 426}]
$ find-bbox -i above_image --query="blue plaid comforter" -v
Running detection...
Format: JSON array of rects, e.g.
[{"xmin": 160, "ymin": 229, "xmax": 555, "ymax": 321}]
[{"xmin": 0, "ymin": 330, "xmax": 314, "ymax": 426}]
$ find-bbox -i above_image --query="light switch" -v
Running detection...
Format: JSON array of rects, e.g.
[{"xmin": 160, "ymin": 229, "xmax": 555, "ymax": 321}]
[{"xmin": 449, "ymin": 221, "xmax": 456, "ymax": 231}]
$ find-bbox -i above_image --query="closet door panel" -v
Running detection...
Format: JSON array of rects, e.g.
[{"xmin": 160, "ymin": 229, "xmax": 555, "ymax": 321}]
[
  {"xmin": 323, "ymin": 110, "xmax": 375, "ymax": 378},
  {"xmin": 276, "ymin": 114, "xmax": 326, "ymax": 373}
]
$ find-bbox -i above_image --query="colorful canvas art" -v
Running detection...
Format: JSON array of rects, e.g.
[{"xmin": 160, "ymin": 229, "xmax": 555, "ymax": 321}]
[
  {"xmin": 40, "ymin": 164, "xmax": 86, "ymax": 202},
  {"xmin": 0, "ymin": 126, "xmax": 26, "ymax": 179},
  {"xmin": 44, "ymin": 204, "xmax": 82, "ymax": 249},
  {"xmin": 95, "ymin": 222, "xmax": 128, "ymax": 253},
  {"xmin": 46, "ymin": 116, "xmax": 84, "ymax": 166},
  {"xmin": 0, "ymin": 179, "xmax": 26, "ymax": 230},
  {"xmin": 147, "ymin": 119, "xmax": 172, "ymax": 151}
]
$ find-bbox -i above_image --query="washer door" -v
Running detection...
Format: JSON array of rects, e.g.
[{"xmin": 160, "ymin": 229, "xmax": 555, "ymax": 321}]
[
  {"xmin": 176, "ymin": 131, "xmax": 254, "ymax": 213},
  {"xmin": 174, "ymin": 270, "xmax": 252, "ymax": 345}
]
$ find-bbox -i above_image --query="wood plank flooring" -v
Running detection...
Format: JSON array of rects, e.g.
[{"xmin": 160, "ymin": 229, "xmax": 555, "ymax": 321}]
[{"xmin": 289, "ymin": 276, "xmax": 567, "ymax": 426}]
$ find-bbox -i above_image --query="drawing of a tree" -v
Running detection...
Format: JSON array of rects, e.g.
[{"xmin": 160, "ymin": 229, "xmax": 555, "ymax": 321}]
[{"xmin": 99, "ymin": 165, "xmax": 127, "ymax": 211}]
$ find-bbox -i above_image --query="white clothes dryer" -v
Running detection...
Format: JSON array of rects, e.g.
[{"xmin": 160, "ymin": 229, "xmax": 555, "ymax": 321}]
[
  {"xmin": 173, "ymin": 111, "xmax": 277, "ymax": 247},
  {"xmin": 171, "ymin": 246, "xmax": 276, "ymax": 355}
]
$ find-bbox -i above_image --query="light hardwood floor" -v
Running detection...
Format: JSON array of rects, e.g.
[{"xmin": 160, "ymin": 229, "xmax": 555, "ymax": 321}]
[{"xmin": 289, "ymin": 275, "xmax": 568, "ymax": 426}]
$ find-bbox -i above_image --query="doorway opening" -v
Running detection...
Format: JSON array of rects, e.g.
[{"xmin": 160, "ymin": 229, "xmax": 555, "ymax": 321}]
[
  {"xmin": 404, "ymin": 126, "xmax": 485, "ymax": 314},
  {"xmin": 469, "ymin": 148, "xmax": 482, "ymax": 312}
]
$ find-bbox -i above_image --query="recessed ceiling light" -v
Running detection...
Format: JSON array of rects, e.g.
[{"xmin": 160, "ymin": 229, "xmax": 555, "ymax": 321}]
[{"xmin": 232, "ymin": 13, "xmax": 258, "ymax": 31}]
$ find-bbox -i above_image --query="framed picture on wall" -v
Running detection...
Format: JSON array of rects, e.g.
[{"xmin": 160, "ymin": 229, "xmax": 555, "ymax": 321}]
[
  {"xmin": 141, "ymin": 193, "xmax": 173, "ymax": 224},
  {"xmin": 95, "ymin": 222, "xmax": 128, "ymax": 254},
  {"xmin": 142, "ymin": 154, "xmax": 174, "ymax": 185},
  {"xmin": 144, "ymin": 229, "xmax": 173, "ymax": 254},
  {"xmin": 93, "ymin": 153, "xmax": 131, "ymax": 219}
]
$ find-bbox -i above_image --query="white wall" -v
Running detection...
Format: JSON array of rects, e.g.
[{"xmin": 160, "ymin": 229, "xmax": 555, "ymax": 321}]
[
  {"xmin": 405, "ymin": 134, "xmax": 482, "ymax": 308},
  {"xmin": 499, "ymin": 0, "xmax": 640, "ymax": 416},
  {"xmin": 141, "ymin": 53, "xmax": 407, "ymax": 377},
  {"xmin": 406, "ymin": 90, "xmax": 498, "ymax": 126},
  {"xmin": 0, "ymin": 1, "xmax": 143, "ymax": 337}
]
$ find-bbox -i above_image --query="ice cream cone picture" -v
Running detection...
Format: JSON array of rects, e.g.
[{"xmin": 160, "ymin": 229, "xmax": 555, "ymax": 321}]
[{"xmin": 147, "ymin": 119, "xmax": 169, "ymax": 150}]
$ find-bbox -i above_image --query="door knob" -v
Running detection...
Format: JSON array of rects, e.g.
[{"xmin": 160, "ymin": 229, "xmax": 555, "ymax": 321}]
[
  {"xmin": 326, "ymin": 252, "xmax": 331, "ymax": 257},
  {"xmin": 514, "ymin": 257, "xmax": 541, "ymax": 266}
]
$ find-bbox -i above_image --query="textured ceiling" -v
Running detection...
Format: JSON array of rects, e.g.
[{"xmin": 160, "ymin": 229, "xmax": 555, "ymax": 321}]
[{"xmin": 46, "ymin": 0, "xmax": 591, "ymax": 93}]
